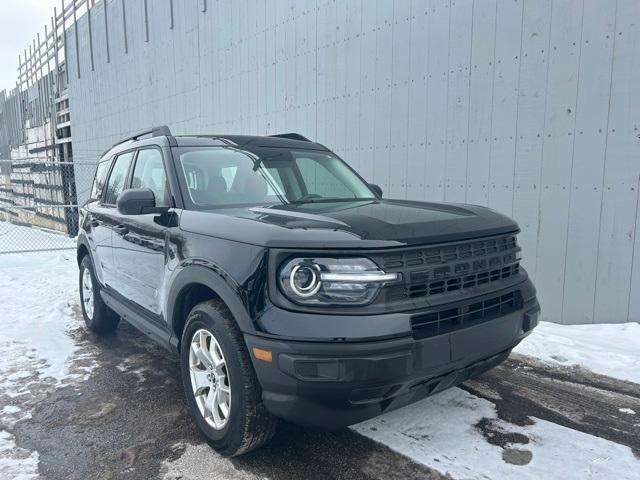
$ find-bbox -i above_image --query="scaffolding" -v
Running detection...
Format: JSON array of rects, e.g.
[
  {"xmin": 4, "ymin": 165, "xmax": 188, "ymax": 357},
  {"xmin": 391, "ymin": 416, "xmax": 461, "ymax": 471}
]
[{"xmin": 0, "ymin": 1, "xmax": 98, "ymax": 242}]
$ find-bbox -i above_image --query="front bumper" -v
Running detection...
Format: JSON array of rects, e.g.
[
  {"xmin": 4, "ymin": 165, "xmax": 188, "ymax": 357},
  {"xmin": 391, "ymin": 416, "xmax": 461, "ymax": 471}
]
[{"xmin": 246, "ymin": 288, "xmax": 540, "ymax": 429}]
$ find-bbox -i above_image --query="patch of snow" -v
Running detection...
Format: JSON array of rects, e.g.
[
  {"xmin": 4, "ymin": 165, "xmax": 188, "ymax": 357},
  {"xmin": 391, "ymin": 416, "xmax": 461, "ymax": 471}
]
[
  {"xmin": 0, "ymin": 431, "xmax": 39, "ymax": 480},
  {"xmin": 353, "ymin": 388, "xmax": 639, "ymax": 480},
  {"xmin": 0, "ymin": 251, "xmax": 84, "ymax": 385},
  {"xmin": 514, "ymin": 321, "xmax": 640, "ymax": 384},
  {"xmin": 619, "ymin": 408, "xmax": 636, "ymax": 415},
  {"xmin": 0, "ymin": 407, "xmax": 21, "ymax": 415}
]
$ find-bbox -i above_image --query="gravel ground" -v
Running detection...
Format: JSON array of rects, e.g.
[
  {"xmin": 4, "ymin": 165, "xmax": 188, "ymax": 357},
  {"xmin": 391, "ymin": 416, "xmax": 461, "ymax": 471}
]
[{"xmin": 8, "ymin": 317, "xmax": 445, "ymax": 480}]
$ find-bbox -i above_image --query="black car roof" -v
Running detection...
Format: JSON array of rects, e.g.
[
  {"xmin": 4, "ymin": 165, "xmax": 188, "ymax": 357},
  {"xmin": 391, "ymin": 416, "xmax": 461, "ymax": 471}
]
[
  {"xmin": 173, "ymin": 134, "xmax": 329, "ymax": 151},
  {"xmin": 101, "ymin": 128, "xmax": 329, "ymax": 160}
]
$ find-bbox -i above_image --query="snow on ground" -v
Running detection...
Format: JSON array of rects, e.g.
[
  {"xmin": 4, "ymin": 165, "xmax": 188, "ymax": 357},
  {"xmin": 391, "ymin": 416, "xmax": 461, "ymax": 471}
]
[
  {"xmin": 353, "ymin": 387, "xmax": 639, "ymax": 480},
  {"xmin": 0, "ymin": 251, "xmax": 85, "ymax": 385},
  {"xmin": 514, "ymin": 321, "xmax": 640, "ymax": 384},
  {"xmin": 0, "ymin": 232, "xmax": 90, "ymax": 480},
  {"xmin": 0, "ymin": 431, "xmax": 39, "ymax": 480}
]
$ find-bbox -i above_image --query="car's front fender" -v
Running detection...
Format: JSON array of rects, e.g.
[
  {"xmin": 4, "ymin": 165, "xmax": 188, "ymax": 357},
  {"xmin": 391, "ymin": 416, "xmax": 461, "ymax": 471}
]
[{"xmin": 165, "ymin": 260, "xmax": 259, "ymax": 348}]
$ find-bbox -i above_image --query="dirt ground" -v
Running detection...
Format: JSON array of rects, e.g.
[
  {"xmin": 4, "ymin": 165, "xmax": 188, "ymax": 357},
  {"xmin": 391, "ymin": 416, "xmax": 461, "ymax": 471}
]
[{"xmin": 3, "ymin": 314, "xmax": 639, "ymax": 479}]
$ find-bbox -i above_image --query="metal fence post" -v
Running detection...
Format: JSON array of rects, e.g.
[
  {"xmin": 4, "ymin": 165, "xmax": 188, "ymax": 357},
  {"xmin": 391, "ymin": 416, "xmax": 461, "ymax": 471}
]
[
  {"xmin": 87, "ymin": 0, "xmax": 95, "ymax": 71},
  {"xmin": 61, "ymin": 0, "xmax": 69, "ymax": 85},
  {"xmin": 122, "ymin": 0, "xmax": 128, "ymax": 54},
  {"xmin": 104, "ymin": 0, "xmax": 110, "ymax": 63},
  {"xmin": 52, "ymin": 10, "xmax": 61, "ymax": 96},
  {"xmin": 144, "ymin": 0, "xmax": 149, "ymax": 42},
  {"xmin": 73, "ymin": 0, "xmax": 81, "ymax": 78},
  {"xmin": 45, "ymin": 22, "xmax": 57, "ymax": 157},
  {"xmin": 36, "ymin": 33, "xmax": 45, "ymax": 125}
]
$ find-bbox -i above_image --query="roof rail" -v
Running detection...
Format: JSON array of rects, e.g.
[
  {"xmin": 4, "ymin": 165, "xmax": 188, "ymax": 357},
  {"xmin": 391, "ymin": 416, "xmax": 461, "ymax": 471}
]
[
  {"xmin": 269, "ymin": 133, "xmax": 311, "ymax": 142},
  {"xmin": 111, "ymin": 125, "xmax": 172, "ymax": 148}
]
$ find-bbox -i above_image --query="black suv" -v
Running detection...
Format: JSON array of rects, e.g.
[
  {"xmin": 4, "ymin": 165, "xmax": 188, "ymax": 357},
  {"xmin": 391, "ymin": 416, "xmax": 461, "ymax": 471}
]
[{"xmin": 78, "ymin": 126, "xmax": 539, "ymax": 456}]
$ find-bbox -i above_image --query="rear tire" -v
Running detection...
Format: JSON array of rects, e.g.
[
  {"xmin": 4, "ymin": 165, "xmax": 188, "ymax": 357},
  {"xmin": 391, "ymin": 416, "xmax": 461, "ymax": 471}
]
[
  {"xmin": 79, "ymin": 255, "xmax": 120, "ymax": 334},
  {"xmin": 179, "ymin": 299, "xmax": 278, "ymax": 456}
]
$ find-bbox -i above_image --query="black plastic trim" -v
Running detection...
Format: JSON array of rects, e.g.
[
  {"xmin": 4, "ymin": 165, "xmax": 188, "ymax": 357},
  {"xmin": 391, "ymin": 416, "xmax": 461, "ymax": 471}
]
[{"xmin": 100, "ymin": 288, "xmax": 175, "ymax": 353}]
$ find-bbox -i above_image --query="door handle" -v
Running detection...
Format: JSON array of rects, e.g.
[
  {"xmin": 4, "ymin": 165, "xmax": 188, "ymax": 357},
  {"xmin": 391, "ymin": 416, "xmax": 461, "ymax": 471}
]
[{"xmin": 113, "ymin": 225, "xmax": 128, "ymax": 235}]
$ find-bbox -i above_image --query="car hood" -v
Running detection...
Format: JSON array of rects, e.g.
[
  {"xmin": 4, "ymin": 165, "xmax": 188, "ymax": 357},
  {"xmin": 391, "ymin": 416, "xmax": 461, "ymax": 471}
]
[{"xmin": 178, "ymin": 199, "xmax": 519, "ymax": 249}]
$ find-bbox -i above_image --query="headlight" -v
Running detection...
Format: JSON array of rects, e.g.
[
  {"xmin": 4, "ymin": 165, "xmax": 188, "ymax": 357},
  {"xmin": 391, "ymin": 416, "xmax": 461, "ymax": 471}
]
[{"xmin": 279, "ymin": 257, "xmax": 400, "ymax": 306}]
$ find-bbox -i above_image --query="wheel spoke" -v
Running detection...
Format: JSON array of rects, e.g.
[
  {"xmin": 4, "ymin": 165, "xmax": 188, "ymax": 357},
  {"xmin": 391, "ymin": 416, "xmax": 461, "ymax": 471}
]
[
  {"xmin": 190, "ymin": 369, "xmax": 211, "ymax": 394},
  {"xmin": 203, "ymin": 388, "xmax": 216, "ymax": 418},
  {"xmin": 210, "ymin": 388, "xmax": 220, "ymax": 418},
  {"xmin": 194, "ymin": 345, "xmax": 214, "ymax": 369},
  {"xmin": 219, "ymin": 398, "xmax": 229, "ymax": 419},
  {"xmin": 211, "ymin": 343, "xmax": 224, "ymax": 368}
]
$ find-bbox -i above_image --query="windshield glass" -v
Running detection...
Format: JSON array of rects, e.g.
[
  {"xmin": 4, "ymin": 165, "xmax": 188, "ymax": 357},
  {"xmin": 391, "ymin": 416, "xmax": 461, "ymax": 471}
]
[{"xmin": 177, "ymin": 147, "xmax": 375, "ymax": 208}]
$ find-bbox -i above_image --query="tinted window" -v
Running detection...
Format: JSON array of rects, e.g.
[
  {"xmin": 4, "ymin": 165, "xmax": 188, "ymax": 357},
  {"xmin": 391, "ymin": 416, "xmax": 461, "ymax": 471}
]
[
  {"xmin": 103, "ymin": 152, "xmax": 134, "ymax": 205},
  {"xmin": 131, "ymin": 149, "xmax": 169, "ymax": 206},
  {"xmin": 295, "ymin": 155, "xmax": 355, "ymax": 198},
  {"xmin": 90, "ymin": 158, "xmax": 112, "ymax": 200},
  {"xmin": 177, "ymin": 147, "xmax": 373, "ymax": 207},
  {"xmin": 179, "ymin": 148, "xmax": 285, "ymax": 206}
]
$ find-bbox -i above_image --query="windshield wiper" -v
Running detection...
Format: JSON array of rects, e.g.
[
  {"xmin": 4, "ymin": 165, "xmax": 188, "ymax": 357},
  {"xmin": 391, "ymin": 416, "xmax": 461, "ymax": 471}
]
[{"xmin": 289, "ymin": 197, "xmax": 373, "ymax": 204}]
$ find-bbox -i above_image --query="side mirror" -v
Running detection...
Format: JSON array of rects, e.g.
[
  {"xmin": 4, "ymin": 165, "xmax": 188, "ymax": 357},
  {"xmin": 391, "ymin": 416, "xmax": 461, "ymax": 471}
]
[
  {"xmin": 369, "ymin": 184, "xmax": 383, "ymax": 198},
  {"xmin": 117, "ymin": 188, "xmax": 167, "ymax": 215}
]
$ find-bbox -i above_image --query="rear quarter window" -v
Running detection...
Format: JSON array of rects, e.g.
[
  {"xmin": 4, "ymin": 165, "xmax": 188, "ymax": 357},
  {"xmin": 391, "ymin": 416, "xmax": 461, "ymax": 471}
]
[{"xmin": 103, "ymin": 151, "xmax": 135, "ymax": 205}]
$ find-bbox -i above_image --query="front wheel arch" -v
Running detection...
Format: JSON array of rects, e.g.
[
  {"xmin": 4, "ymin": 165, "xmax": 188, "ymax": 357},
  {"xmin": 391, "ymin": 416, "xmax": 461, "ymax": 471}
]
[{"xmin": 167, "ymin": 266, "xmax": 255, "ymax": 350}]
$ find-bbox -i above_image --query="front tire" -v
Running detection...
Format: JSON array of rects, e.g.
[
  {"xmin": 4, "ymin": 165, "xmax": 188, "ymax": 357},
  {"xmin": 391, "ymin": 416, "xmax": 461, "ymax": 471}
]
[
  {"xmin": 180, "ymin": 299, "xmax": 278, "ymax": 456},
  {"xmin": 79, "ymin": 255, "xmax": 120, "ymax": 334}
]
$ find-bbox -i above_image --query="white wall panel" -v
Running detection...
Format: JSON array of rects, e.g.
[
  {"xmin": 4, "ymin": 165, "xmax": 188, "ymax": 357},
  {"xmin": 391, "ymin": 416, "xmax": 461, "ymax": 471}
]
[
  {"xmin": 466, "ymin": 0, "xmax": 497, "ymax": 207},
  {"xmin": 424, "ymin": 0, "xmax": 449, "ymax": 202},
  {"xmin": 593, "ymin": 0, "xmax": 640, "ymax": 324},
  {"xmin": 67, "ymin": 0, "xmax": 640, "ymax": 324},
  {"xmin": 562, "ymin": 0, "xmax": 616, "ymax": 323},
  {"xmin": 443, "ymin": 0, "xmax": 472, "ymax": 204},
  {"xmin": 405, "ymin": 0, "xmax": 429, "ymax": 200},
  {"xmin": 534, "ymin": 0, "xmax": 582, "ymax": 323},
  {"xmin": 511, "ymin": 0, "xmax": 551, "ymax": 280}
]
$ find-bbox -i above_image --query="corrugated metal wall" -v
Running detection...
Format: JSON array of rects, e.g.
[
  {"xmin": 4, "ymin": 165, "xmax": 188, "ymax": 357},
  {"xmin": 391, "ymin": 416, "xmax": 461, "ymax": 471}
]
[{"xmin": 66, "ymin": 0, "xmax": 640, "ymax": 325}]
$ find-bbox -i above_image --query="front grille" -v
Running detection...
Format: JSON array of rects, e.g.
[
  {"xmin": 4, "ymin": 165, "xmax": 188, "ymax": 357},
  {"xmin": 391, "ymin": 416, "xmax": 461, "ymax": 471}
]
[
  {"xmin": 381, "ymin": 235, "xmax": 517, "ymax": 270},
  {"xmin": 383, "ymin": 234, "xmax": 521, "ymax": 301},
  {"xmin": 411, "ymin": 290, "xmax": 522, "ymax": 339},
  {"xmin": 406, "ymin": 264, "xmax": 520, "ymax": 298}
]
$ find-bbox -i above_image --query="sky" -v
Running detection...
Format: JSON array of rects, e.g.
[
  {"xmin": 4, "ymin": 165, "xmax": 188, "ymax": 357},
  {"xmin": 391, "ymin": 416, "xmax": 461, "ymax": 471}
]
[{"xmin": 0, "ymin": 0, "xmax": 60, "ymax": 93}]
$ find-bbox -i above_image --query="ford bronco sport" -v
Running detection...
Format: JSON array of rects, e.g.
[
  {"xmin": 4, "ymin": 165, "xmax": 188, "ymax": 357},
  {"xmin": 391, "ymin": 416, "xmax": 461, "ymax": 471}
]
[{"xmin": 77, "ymin": 126, "xmax": 539, "ymax": 456}]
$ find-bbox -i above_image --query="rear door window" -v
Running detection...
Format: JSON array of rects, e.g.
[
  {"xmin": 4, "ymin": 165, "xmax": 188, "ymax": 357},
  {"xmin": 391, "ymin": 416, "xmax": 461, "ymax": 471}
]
[{"xmin": 103, "ymin": 151, "xmax": 134, "ymax": 205}]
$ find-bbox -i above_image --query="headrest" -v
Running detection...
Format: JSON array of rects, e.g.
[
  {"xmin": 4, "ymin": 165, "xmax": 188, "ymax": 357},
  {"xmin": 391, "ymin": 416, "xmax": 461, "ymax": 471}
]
[{"xmin": 208, "ymin": 176, "xmax": 228, "ymax": 196}]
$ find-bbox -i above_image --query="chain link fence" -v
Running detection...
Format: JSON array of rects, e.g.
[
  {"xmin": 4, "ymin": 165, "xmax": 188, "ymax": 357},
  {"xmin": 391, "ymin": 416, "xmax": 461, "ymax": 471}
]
[{"xmin": 0, "ymin": 158, "xmax": 97, "ymax": 255}]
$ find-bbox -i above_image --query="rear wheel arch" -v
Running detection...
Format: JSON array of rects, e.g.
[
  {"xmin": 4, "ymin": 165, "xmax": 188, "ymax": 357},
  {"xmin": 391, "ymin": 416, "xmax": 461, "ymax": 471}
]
[{"xmin": 77, "ymin": 242, "xmax": 90, "ymax": 266}]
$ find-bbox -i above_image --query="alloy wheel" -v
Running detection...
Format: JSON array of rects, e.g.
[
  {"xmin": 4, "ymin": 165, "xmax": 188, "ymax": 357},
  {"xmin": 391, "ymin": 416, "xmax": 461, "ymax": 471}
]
[
  {"xmin": 189, "ymin": 328, "xmax": 231, "ymax": 430},
  {"xmin": 82, "ymin": 268, "xmax": 94, "ymax": 319}
]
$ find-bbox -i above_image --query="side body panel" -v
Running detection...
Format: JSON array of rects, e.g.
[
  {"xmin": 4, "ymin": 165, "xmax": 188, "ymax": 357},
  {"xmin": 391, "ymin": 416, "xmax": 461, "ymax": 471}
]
[{"xmin": 79, "ymin": 200, "xmax": 115, "ymax": 286}]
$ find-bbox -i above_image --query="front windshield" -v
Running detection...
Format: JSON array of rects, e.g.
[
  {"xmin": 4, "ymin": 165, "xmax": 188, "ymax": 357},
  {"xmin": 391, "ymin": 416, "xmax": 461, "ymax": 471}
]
[{"xmin": 177, "ymin": 146, "xmax": 375, "ymax": 207}]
